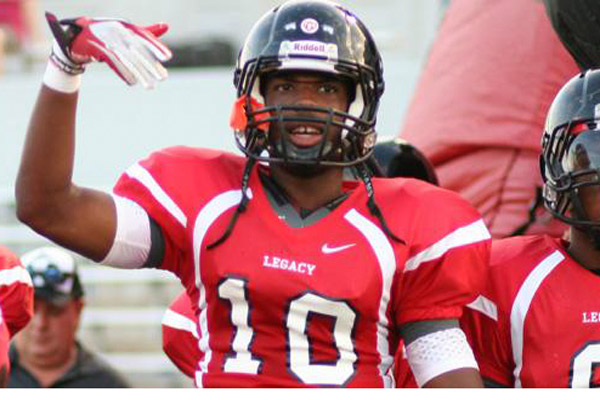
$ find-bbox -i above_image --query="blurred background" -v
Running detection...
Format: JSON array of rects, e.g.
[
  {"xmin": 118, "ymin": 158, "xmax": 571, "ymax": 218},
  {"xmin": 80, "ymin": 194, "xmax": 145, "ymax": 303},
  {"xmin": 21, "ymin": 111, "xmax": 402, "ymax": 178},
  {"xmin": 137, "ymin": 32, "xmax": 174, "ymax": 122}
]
[{"xmin": 0, "ymin": 0, "xmax": 448, "ymax": 388}]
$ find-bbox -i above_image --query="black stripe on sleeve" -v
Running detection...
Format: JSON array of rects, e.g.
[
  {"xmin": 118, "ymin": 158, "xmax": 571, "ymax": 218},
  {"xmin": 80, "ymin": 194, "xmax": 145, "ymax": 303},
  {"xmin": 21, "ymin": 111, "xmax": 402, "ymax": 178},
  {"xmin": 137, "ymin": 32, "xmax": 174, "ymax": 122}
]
[
  {"xmin": 142, "ymin": 217, "xmax": 165, "ymax": 269},
  {"xmin": 399, "ymin": 318, "xmax": 460, "ymax": 346}
]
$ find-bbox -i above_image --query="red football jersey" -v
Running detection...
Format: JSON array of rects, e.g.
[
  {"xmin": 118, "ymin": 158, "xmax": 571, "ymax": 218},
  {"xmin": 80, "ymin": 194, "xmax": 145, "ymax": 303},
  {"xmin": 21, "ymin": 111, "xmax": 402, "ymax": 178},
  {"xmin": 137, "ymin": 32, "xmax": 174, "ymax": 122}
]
[
  {"xmin": 462, "ymin": 235, "xmax": 600, "ymax": 387},
  {"xmin": 0, "ymin": 321, "xmax": 8, "ymax": 387},
  {"xmin": 0, "ymin": 245, "xmax": 34, "ymax": 384},
  {"xmin": 162, "ymin": 291, "xmax": 203, "ymax": 379},
  {"xmin": 113, "ymin": 147, "xmax": 491, "ymax": 387}
]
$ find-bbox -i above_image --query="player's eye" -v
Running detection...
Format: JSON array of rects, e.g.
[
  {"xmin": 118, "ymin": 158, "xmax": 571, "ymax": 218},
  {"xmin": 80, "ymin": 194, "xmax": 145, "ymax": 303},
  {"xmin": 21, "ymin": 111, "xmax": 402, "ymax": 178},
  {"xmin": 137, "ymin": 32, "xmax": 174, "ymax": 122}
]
[
  {"xmin": 318, "ymin": 83, "xmax": 338, "ymax": 94},
  {"xmin": 274, "ymin": 83, "xmax": 294, "ymax": 92}
]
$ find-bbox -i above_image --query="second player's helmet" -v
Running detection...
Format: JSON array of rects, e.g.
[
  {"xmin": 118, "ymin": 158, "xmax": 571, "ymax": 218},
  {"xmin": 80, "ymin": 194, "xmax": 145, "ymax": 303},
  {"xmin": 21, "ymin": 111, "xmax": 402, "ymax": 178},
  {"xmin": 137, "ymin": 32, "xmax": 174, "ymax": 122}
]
[
  {"xmin": 541, "ymin": 69, "xmax": 600, "ymax": 230},
  {"xmin": 372, "ymin": 138, "xmax": 439, "ymax": 184},
  {"xmin": 231, "ymin": 0, "xmax": 384, "ymax": 167}
]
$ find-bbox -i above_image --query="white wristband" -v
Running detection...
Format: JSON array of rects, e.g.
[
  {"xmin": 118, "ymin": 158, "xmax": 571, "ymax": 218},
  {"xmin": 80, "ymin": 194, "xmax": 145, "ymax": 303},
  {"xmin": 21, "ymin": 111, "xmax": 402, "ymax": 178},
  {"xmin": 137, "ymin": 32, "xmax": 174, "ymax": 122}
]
[{"xmin": 42, "ymin": 59, "xmax": 82, "ymax": 94}]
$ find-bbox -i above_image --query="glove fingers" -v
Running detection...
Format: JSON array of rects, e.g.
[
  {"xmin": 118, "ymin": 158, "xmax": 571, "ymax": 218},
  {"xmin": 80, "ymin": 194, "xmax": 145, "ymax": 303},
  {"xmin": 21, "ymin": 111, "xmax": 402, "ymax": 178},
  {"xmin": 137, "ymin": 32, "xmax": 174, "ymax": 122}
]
[
  {"xmin": 89, "ymin": 41, "xmax": 138, "ymax": 85},
  {"xmin": 122, "ymin": 42, "xmax": 166, "ymax": 88},
  {"xmin": 131, "ymin": 26, "xmax": 172, "ymax": 62},
  {"xmin": 130, "ymin": 42, "xmax": 169, "ymax": 82},
  {"xmin": 110, "ymin": 46, "xmax": 153, "ymax": 88},
  {"xmin": 117, "ymin": 33, "xmax": 168, "ymax": 86},
  {"xmin": 144, "ymin": 23, "xmax": 169, "ymax": 38},
  {"xmin": 91, "ymin": 22, "xmax": 167, "ymax": 88}
]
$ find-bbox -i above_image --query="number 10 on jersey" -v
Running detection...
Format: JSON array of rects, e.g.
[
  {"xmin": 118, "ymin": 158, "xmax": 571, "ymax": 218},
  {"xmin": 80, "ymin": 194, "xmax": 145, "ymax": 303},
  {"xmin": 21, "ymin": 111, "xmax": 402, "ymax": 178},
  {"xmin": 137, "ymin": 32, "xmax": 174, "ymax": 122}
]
[{"xmin": 218, "ymin": 277, "xmax": 359, "ymax": 386}]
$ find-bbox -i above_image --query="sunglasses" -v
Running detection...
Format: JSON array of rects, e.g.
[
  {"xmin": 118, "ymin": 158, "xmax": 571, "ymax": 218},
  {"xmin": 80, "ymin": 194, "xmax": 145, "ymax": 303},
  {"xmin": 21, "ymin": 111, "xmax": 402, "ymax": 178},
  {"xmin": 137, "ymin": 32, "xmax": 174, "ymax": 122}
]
[{"xmin": 27, "ymin": 263, "xmax": 72, "ymax": 290}]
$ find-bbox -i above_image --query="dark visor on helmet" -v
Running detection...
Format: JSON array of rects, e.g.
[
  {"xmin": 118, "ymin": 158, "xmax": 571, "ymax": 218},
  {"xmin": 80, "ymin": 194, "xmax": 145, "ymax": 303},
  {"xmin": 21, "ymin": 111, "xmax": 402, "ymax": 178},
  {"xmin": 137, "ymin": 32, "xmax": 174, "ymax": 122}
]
[{"xmin": 564, "ymin": 129, "xmax": 600, "ymax": 176}]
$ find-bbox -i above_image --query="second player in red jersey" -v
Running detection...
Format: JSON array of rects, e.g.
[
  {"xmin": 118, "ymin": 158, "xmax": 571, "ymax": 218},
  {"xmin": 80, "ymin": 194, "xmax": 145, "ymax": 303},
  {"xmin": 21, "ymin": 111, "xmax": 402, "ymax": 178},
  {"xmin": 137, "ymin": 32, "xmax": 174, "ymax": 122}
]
[
  {"xmin": 464, "ymin": 236, "xmax": 600, "ymax": 387},
  {"xmin": 462, "ymin": 68, "xmax": 600, "ymax": 388}
]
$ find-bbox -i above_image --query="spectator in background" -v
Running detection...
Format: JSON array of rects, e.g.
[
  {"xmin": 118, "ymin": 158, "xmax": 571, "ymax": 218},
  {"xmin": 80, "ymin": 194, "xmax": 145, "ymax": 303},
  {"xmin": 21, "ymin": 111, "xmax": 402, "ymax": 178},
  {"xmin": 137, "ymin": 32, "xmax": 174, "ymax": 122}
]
[
  {"xmin": 8, "ymin": 246, "xmax": 129, "ymax": 388},
  {"xmin": 400, "ymin": 0, "xmax": 579, "ymax": 238},
  {"xmin": 0, "ymin": 245, "xmax": 33, "ymax": 387},
  {"xmin": 0, "ymin": 0, "xmax": 46, "ymax": 74}
]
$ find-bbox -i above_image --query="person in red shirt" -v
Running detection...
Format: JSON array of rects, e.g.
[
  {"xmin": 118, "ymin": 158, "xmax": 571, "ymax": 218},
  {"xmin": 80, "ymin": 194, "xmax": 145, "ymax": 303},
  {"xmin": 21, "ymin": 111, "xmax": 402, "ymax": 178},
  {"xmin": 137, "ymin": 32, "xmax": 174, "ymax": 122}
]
[
  {"xmin": 461, "ymin": 68, "xmax": 600, "ymax": 387},
  {"xmin": 0, "ymin": 245, "xmax": 33, "ymax": 387},
  {"xmin": 15, "ymin": 1, "xmax": 490, "ymax": 387},
  {"xmin": 162, "ymin": 291, "xmax": 202, "ymax": 379},
  {"xmin": 0, "ymin": 0, "xmax": 45, "ymax": 74},
  {"xmin": 400, "ymin": 0, "xmax": 579, "ymax": 239}
]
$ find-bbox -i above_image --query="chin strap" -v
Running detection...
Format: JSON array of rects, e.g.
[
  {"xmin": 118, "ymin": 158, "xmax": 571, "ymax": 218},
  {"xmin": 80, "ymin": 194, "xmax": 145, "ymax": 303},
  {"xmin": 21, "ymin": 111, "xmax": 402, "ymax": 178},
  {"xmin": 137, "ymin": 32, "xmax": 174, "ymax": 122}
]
[
  {"xmin": 355, "ymin": 162, "xmax": 405, "ymax": 245},
  {"xmin": 207, "ymin": 156, "xmax": 257, "ymax": 250},
  {"xmin": 509, "ymin": 187, "xmax": 544, "ymax": 237},
  {"xmin": 208, "ymin": 156, "xmax": 404, "ymax": 249}
]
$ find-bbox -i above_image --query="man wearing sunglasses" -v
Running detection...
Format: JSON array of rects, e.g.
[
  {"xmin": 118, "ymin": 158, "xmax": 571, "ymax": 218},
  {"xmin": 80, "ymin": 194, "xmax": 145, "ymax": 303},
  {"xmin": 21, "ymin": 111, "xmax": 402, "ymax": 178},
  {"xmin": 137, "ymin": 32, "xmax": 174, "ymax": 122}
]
[{"xmin": 8, "ymin": 246, "xmax": 128, "ymax": 388}]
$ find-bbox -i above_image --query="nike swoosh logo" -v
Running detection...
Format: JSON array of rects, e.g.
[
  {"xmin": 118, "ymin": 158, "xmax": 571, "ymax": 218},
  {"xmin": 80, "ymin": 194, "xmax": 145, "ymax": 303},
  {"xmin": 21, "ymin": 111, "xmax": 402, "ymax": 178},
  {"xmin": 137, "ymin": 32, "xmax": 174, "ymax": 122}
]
[{"xmin": 321, "ymin": 243, "xmax": 356, "ymax": 254}]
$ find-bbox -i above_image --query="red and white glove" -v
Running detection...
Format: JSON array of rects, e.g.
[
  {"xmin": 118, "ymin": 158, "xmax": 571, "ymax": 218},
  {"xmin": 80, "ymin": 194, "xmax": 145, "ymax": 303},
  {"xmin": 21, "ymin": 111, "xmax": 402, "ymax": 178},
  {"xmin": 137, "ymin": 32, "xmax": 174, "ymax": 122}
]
[{"xmin": 44, "ymin": 12, "xmax": 172, "ymax": 91}]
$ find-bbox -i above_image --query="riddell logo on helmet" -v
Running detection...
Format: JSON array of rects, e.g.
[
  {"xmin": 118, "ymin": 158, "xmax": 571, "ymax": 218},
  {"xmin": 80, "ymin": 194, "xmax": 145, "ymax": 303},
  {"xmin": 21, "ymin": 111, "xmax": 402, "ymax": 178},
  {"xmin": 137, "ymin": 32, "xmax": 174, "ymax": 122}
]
[
  {"xmin": 294, "ymin": 41, "xmax": 325, "ymax": 53},
  {"xmin": 279, "ymin": 40, "xmax": 338, "ymax": 60}
]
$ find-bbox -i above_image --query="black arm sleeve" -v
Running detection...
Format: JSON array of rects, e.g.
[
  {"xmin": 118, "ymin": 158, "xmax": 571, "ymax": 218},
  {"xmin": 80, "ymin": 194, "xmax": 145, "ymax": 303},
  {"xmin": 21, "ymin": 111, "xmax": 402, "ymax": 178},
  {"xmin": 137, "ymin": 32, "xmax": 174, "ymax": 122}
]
[
  {"xmin": 483, "ymin": 378, "xmax": 509, "ymax": 388},
  {"xmin": 141, "ymin": 217, "xmax": 165, "ymax": 268},
  {"xmin": 398, "ymin": 318, "xmax": 460, "ymax": 346}
]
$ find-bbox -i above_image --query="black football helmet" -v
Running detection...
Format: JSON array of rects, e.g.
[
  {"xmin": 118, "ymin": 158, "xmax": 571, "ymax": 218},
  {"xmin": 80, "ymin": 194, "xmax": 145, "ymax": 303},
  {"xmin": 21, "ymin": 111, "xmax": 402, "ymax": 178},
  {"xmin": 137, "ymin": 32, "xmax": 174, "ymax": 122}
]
[
  {"xmin": 231, "ymin": 0, "xmax": 384, "ymax": 167},
  {"xmin": 372, "ymin": 138, "xmax": 439, "ymax": 184},
  {"xmin": 541, "ymin": 69, "xmax": 600, "ymax": 232},
  {"xmin": 209, "ymin": 1, "xmax": 399, "ymax": 250}
]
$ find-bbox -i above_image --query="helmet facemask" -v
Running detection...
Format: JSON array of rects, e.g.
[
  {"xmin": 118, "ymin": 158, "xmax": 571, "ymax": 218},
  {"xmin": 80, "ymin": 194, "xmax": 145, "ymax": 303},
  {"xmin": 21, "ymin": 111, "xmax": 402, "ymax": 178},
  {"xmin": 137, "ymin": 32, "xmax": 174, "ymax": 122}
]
[
  {"xmin": 234, "ymin": 57, "xmax": 378, "ymax": 170},
  {"xmin": 232, "ymin": 0, "xmax": 384, "ymax": 169},
  {"xmin": 543, "ymin": 119, "xmax": 600, "ymax": 247}
]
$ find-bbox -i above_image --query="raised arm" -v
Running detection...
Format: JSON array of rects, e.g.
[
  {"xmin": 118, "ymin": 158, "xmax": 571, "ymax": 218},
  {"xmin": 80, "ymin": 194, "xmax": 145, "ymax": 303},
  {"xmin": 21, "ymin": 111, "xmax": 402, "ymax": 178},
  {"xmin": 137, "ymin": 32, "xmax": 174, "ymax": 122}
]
[{"xmin": 15, "ymin": 13, "xmax": 171, "ymax": 261}]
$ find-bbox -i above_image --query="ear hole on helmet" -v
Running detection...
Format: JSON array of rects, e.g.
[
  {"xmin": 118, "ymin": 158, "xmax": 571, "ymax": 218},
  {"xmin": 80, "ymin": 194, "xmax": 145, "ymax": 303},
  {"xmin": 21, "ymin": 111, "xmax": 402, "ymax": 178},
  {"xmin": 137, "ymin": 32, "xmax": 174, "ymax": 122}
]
[
  {"xmin": 251, "ymin": 76, "xmax": 265, "ymax": 105},
  {"xmin": 347, "ymin": 83, "xmax": 364, "ymax": 119}
]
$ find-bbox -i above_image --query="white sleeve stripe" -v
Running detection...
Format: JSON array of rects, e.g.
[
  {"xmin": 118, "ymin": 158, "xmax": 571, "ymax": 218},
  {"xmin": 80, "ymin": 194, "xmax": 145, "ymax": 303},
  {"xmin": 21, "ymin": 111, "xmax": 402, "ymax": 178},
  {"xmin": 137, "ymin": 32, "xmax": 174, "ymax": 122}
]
[
  {"xmin": 405, "ymin": 219, "xmax": 490, "ymax": 272},
  {"xmin": 162, "ymin": 309, "xmax": 199, "ymax": 339},
  {"xmin": 344, "ymin": 208, "xmax": 396, "ymax": 387},
  {"xmin": 467, "ymin": 295, "xmax": 498, "ymax": 321},
  {"xmin": 510, "ymin": 249, "xmax": 564, "ymax": 388},
  {"xmin": 192, "ymin": 188, "xmax": 254, "ymax": 387},
  {"xmin": 0, "ymin": 267, "xmax": 33, "ymax": 287},
  {"xmin": 125, "ymin": 162, "xmax": 187, "ymax": 227},
  {"xmin": 101, "ymin": 194, "xmax": 152, "ymax": 269}
]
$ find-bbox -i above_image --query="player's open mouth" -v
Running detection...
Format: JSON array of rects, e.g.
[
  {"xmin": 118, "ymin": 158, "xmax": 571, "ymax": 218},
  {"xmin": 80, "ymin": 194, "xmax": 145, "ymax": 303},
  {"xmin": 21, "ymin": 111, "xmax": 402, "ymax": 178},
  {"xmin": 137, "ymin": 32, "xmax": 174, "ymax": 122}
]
[{"xmin": 288, "ymin": 125, "xmax": 323, "ymax": 148}]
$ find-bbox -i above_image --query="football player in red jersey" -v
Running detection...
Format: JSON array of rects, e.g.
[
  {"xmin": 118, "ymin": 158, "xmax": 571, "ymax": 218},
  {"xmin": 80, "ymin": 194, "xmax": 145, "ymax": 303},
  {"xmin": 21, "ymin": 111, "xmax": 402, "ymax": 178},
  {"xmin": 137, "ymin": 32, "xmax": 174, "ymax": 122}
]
[
  {"xmin": 16, "ymin": 0, "xmax": 490, "ymax": 388},
  {"xmin": 0, "ymin": 246, "xmax": 34, "ymax": 387},
  {"xmin": 160, "ymin": 140, "xmax": 441, "ymax": 383},
  {"xmin": 460, "ymin": 68, "xmax": 600, "ymax": 388}
]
